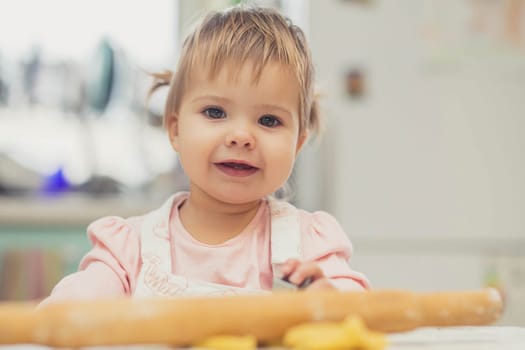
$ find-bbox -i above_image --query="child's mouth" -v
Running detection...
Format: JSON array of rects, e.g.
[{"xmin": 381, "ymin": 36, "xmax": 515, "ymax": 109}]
[{"xmin": 215, "ymin": 162, "xmax": 259, "ymax": 177}]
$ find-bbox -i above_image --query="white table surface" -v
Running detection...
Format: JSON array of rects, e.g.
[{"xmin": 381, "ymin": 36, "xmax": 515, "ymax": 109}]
[
  {"xmin": 387, "ymin": 326, "xmax": 525, "ymax": 349},
  {"xmin": 1, "ymin": 327, "xmax": 524, "ymax": 349}
]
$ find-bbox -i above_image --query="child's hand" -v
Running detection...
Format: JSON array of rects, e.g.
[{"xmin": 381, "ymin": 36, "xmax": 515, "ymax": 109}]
[{"xmin": 280, "ymin": 258, "xmax": 336, "ymax": 291}]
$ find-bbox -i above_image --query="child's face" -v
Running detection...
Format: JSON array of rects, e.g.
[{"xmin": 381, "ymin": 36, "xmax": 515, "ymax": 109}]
[{"xmin": 168, "ymin": 61, "xmax": 306, "ymax": 204}]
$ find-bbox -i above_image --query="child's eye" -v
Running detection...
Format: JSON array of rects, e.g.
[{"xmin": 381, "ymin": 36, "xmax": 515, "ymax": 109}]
[
  {"xmin": 203, "ymin": 107, "xmax": 226, "ymax": 119},
  {"xmin": 258, "ymin": 115, "xmax": 281, "ymax": 128}
]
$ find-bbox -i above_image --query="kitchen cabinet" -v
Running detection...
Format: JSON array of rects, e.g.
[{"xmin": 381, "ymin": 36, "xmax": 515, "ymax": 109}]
[{"xmin": 0, "ymin": 195, "xmax": 162, "ymax": 301}]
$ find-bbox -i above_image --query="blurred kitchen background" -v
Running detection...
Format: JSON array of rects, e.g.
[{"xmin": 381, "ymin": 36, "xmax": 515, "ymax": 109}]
[{"xmin": 0, "ymin": 0, "xmax": 524, "ymax": 325}]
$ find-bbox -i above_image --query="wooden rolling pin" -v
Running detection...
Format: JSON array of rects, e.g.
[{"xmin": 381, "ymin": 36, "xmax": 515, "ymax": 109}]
[{"xmin": 0, "ymin": 289, "xmax": 503, "ymax": 347}]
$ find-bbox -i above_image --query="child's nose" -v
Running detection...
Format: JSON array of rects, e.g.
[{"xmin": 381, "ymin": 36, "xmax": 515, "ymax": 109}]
[{"xmin": 225, "ymin": 127, "xmax": 256, "ymax": 150}]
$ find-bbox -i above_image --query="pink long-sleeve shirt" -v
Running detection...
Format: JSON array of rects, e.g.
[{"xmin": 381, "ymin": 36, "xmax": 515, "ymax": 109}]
[{"xmin": 42, "ymin": 194, "xmax": 369, "ymax": 304}]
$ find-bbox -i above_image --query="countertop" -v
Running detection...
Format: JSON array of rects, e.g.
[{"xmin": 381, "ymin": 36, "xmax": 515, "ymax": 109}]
[
  {"xmin": 1, "ymin": 327, "xmax": 525, "ymax": 349},
  {"xmin": 0, "ymin": 194, "xmax": 164, "ymax": 226}
]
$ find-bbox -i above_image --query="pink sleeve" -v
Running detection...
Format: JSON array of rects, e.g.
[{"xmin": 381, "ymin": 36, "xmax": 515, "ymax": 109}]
[
  {"xmin": 39, "ymin": 216, "xmax": 142, "ymax": 306},
  {"xmin": 299, "ymin": 210, "xmax": 370, "ymax": 290}
]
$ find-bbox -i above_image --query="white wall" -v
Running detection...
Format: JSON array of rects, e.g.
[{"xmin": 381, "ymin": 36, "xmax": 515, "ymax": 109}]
[
  {"xmin": 306, "ymin": 0, "xmax": 525, "ymax": 240},
  {"xmin": 304, "ymin": 0, "xmax": 525, "ymax": 325}
]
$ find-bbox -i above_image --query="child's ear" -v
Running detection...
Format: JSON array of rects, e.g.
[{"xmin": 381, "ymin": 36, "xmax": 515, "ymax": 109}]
[
  {"xmin": 295, "ymin": 131, "xmax": 308, "ymax": 154},
  {"xmin": 167, "ymin": 113, "xmax": 180, "ymax": 151}
]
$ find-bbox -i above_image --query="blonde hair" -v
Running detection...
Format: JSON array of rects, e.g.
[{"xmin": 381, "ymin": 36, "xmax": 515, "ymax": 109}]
[{"xmin": 150, "ymin": 5, "xmax": 321, "ymax": 138}]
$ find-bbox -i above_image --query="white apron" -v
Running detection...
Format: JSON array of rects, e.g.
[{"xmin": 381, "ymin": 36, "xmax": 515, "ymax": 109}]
[{"xmin": 133, "ymin": 193, "xmax": 302, "ymax": 297}]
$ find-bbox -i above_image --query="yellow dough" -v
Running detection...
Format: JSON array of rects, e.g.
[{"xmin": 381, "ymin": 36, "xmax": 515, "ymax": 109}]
[
  {"xmin": 283, "ymin": 315, "xmax": 387, "ymax": 350},
  {"xmin": 194, "ymin": 335, "xmax": 257, "ymax": 350}
]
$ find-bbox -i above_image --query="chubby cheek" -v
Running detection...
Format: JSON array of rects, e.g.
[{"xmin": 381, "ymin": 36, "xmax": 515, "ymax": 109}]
[
  {"xmin": 179, "ymin": 117, "xmax": 216, "ymax": 149},
  {"xmin": 176, "ymin": 129, "xmax": 214, "ymax": 173},
  {"xmin": 265, "ymin": 138, "xmax": 298, "ymax": 180},
  {"xmin": 180, "ymin": 143, "xmax": 210, "ymax": 172}
]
